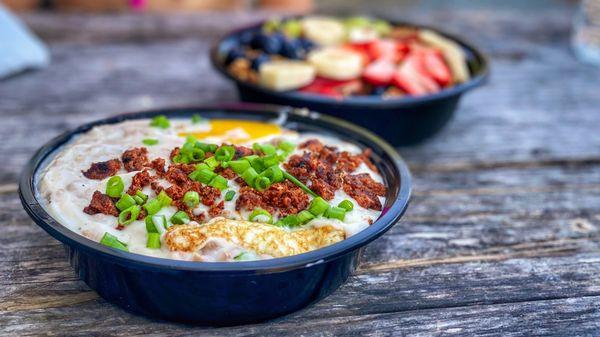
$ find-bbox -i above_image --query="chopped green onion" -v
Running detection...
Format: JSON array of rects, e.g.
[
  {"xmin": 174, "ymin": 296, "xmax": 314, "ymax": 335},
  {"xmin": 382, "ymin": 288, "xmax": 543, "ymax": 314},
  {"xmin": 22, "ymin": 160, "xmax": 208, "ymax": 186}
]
[
  {"xmin": 157, "ymin": 190, "xmax": 172, "ymax": 207},
  {"xmin": 105, "ymin": 176, "xmax": 124, "ymax": 198},
  {"xmin": 100, "ymin": 232, "xmax": 128, "ymax": 251},
  {"xmin": 308, "ymin": 197, "xmax": 329, "ymax": 216},
  {"xmin": 254, "ymin": 176, "xmax": 271, "ymax": 190},
  {"xmin": 214, "ymin": 145, "xmax": 235, "ymax": 162},
  {"xmin": 190, "ymin": 168, "xmax": 216, "ymax": 184},
  {"xmin": 260, "ymin": 166, "xmax": 284, "ymax": 183},
  {"xmin": 172, "ymin": 153, "xmax": 189, "ymax": 164},
  {"xmin": 195, "ymin": 163, "xmax": 211, "ymax": 171},
  {"xmin": 204, "ymin": 156, "xmax": 219, "ymax": 169},
  {"xmin": 115, "ymin": 194, "xmax": 136, "ymax": 211},
  {"xmin": 338, "ymin": 200, "xmax": 354, "ymax": 212},
  {"xmin": 209, "ymin": 175, "xmax": 228, "ymax": 190},
  {"xmin": 283, "ymin": 170, "xmax": 319, "ymax": 198},
  {"xmin": 136, "ymin": 190, "xmax": 148, "ymax": 203},
  {"xmin": 145, "ymin": 215, "xmax": 165, "ymax": 233},
  {"xmin": 254, "ymin": 143, "xmax": 277, "ymax": 155},
  {"xmin": 144, "ymin": 198, "xmax": 162, "ymax": 215},
  {"xmin": 241, "ymin": 167, "xmax": 259, "ymax": 186},
  {"xmin": 247, "ymin": 156, "xmax": 265, "ymax": 172},
  {"xmin": 150, "ymin": 115, "xmax": 170, "ymax": 129},
  {"xmin": 183, "ymin": 191, "xmax": 200, "ymax": 208},
  {"xmin": 275, "ymin": 214, "xmax": 299, "ymax": 227},
  {"xmin": 170, "ymin": 211, "xmax": 190, "ymax": 225},
  {"xmin": 188, "ymin": 148, "xmax": 205, "ymax": 162},
  {"xmin": 224, "ymin": 190, "xmax": 236, "ymax": 201},
  {"xmin": 234, "ymin": 252, "xmax": 254, "ymax": 261},
  {"xmin": 146, "ymin": 233, "xmax": 161, "ymax": 249},
  {"xmin": 324, "ymin": 206, "xmax": 346, "ymax": 221},
  {"xmin": 228, "ymin": 159, "xmax": 251, "ymax": 174},
  {"xmin": 133, "ymin": 195, "xmax": 144, "ymax": 204},
  {"xmin": 118, "ymin": 205, "xmax": 141, "ymax": 225},
  {"xmin": 248, "ymin": 208, "xmax": 273, "ymax": 224},
  {"xmin": 142, "ymin": 138, "xmax": 159, "ymax": 146},
  {"xmin": 191, "ymin": 114, "xmax": 204, "ymax": 124},
  {"xmin": 198, "ymin": 142, "xmax": 218, "ymax": 153},
  {"xmin": 261, "ymin": 154, "xmax": 280, "ymax": 168},
  {"xmin": 297, "ymin": 210, "xmax": 315, "ymax": 224},
  {"xmin": 278, "ymin": 141, "xmax": 295, "ymax": 153}
]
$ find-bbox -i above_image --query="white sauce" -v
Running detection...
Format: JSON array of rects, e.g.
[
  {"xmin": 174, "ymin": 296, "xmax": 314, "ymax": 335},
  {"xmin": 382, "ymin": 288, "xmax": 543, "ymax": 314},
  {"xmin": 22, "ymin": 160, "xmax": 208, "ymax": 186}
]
[{"xmin": 38, "ymin": 119, "xmax": 386, "ymax": 260}]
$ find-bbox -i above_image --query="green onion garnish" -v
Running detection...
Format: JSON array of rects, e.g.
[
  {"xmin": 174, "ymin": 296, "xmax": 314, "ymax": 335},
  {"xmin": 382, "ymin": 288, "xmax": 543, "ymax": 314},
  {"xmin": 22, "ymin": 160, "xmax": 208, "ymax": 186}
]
[
  {"xmin": 209, "ymin": 175, "xmax": 228, "ymax": 190},
  {"xmin": 100, "ymin": 232, "xmax": 128, "ymax": 251},
  {"xmin": 146, "ymin": 233, "xmax": 161, "ymax": 249},
  {"xmin": 224, "ymin": 190, "xmax": 236, "ymax": 201},
  {"xmin": 118, "ymin": 205, "xmax": 141, "ymax": 225},
  {"xmin": 278, "ymin": 141, "xmax": 295, "ymax": 153},
  {"xmin": 234, "ymin": 252, "xmax": 254, "ymax": 261},
  {"xmin": 248, "ymin": 208, "xmax": 273, "ymax": 224},
  {"xmin": 189, "ymin": 168, "xmax": 216, "ymax": 184},
  {"xmin": 105, "ymin": 176, "xmax": 124, "ymax": 198},
  {"xmin": 198, "ymin": 143, "xmax": 218, "ymax": 153},
  {"xmin": 214, "ymin": 145, "xmax": 235, "ymax": 162},
  {"xmin": 241, "ymin": 167, "xmax": 259, "ymax": 186},
  {"xmin": 246, "ymin": 155, "xmax": 265, "ymax": 172},
  {"xmin": 144, "ymin": 198, "xmax": 162, "ymax": 216},
  {"xmin": 275, "ymin": 214, "xmax": 300, "ymax": 227},
  {"xmin": 228, "ymin": 160, "xmax": 251, "ymax": 174},
  {"xmin": 253, "ymin": 143, "xmax": 277, "ymax": 156},
  {"xmin": 115, "ymin": 194, "xmax": 136, "ymax": 211},
  {"xmin": 142, "ymin": 138, "xmax": 159, "ymax": 146},
  {"xmin": 188, "ymin": 148, "xmax": 205, "ymax": 162},
  {"xmin": 259, "ymin": 166, "xmax": 284, "ymax": 183},
  {"xmin": 254, "ymin": 176, "xmax": 271, "ymax": 191},
  {"xmin": 170, "ymin": 211, "xmax": 190, "ymax": 225},
  {"xmin": 261, "ymin": 154, "xmax": 280, "ymax": 168},
  {"xmin": 283, "ymin": 170, "xmax": 319, "ymax": 198},
  {"xmin": 191, "ymin": 114, "xmax": 204, "ymax": 124},
  {"xmin": 146, "ymin": 215, "xmax": 167, "ymax": 233},
  {"xmin": 150, "ymin": 115, "xmax": 170, "ymax": 129},
  {"xmin": 157, "ymin": 190, "xmax": 173, "ymax": 207},
  {"xmin": 296, "ymin": 210, "xmax": 315, "ymax": 224},
  {"xmin": 308, "ymin": 197, "xmax": 329, "ymax": 216},
  {"xmin": 195, "ymin": 163, "xmax": 211, "ymax": 171},
  {"xmin": 135, "ymin": 190, "xmax": 148, "ymax": 204},
  {"xmin": 183, "ymin": 191, "xmax": 200, "ymax": 208},
  {"xmin": 338, "ymin": 200, "xmax": 354, "ymax": 212},
  {"xmin": 324, "ymin": 206, "xmax": 346, "ymax": 221},
  {"xmin": 204, "ymin": 156, "xmax": 219, "ymax": 169}
]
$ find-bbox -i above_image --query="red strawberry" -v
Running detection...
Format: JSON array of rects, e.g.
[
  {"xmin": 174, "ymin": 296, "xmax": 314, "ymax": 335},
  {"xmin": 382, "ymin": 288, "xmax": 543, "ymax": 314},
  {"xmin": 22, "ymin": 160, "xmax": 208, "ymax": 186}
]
[
  {"xmin": 420, "ymin": 50, "xmax": 452, "ymax": 86},
  {"xmin": 392, "ymin": 54, "xmax": 441, "ymax": 96},
  {"xmin": 299, "ymin": 77, "xmax": 363, "ymax": 98},
  {"xmin": 362, "ymin": 59, "xmax": 396, "ymax": 86},
  {"xmin": 367, "ymin": 39, "xmax": 402, "ymax": 62}
]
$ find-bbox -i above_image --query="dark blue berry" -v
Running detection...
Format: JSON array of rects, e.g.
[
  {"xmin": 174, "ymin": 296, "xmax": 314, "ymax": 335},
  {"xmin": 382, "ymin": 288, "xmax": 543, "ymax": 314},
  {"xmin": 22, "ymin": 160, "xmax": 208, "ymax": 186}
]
[
  {"xmin": 238, "ymin": 31, "xmax": 255, "ymax": 46},
  {"xmin": 250, "ymin": 33, "xmax": 282, "ymax": 54},
  {"xmin": 251, "ymin": 54, "xmax": 271, "ymax": 71},
  {"xmin": 280, "ymin": 39, "xmax": 303, "ymax": 59},
  {"xmin": 224, "ymin": 47, "xmax": 245, "ymax": 65},
  {"xmin": 371, "ymin": 86, "xmax": 388, "ymax": 96},
  {"xmin": 298, "ymin": 38, "xmax": 316, "ymax": 51}
]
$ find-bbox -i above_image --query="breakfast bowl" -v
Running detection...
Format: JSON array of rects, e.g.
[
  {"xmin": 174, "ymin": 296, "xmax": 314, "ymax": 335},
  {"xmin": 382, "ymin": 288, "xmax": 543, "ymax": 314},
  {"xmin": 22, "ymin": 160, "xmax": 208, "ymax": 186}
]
[
  {"xmin": 210, "ymin": 16, "xmax": 489, "ymax": 146},
  {"xmin": 19, "ymin": 103, "xmax": 411, "ymax": 325}
]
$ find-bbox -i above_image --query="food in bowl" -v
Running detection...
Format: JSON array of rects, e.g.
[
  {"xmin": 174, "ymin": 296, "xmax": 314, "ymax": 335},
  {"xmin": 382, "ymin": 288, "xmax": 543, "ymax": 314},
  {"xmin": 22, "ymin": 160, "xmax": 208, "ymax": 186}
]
[
  {"xmin": 38, "ymin": 115, "xmax": 387, "ymax": 262},
  {"xmin": 223, "ymin": 16, "xmax": 470, "ymax": 98}
]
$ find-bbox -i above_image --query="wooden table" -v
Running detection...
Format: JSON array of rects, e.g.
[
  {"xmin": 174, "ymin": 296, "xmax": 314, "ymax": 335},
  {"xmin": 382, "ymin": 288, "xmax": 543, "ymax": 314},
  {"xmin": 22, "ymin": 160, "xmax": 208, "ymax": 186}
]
[{"xmin": 2, "ymin": 5, "xmax": 600, "ymax": 336}]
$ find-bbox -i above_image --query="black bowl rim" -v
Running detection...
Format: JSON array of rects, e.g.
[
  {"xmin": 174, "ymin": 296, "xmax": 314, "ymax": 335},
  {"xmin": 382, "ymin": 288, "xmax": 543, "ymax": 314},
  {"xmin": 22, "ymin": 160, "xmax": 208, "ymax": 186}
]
[
  {"xmin": 210, "ymin": 16, "xmax": 490, "ymax": 108},
  {"xmin": 19, "ymin": 103, "xmax": 411, "ymax": 273}
]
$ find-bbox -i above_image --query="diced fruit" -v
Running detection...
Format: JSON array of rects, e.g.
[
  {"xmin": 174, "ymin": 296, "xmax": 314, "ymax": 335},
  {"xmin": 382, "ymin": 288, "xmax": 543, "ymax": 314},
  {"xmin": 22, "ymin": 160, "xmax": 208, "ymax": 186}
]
[
  {"xmin": 367, "ymin": 39, "xmax": 402, "ymax": 62},
  {"xmin": 238, "ymin": 31, "xmax": 255, "ymax": 46},
  {"xmin": 298, "ymin": 38, "xmax": 316, "ymax": 51},
  {"xmin": 347, "ymin": 27, "xmax": 379, "ymax": 43},
  {"xmin": 251, "ymin": 54, "xmax": 271, "ymax": 71},
  {"xmin": 418, "ymin": 29, "xmax": 469, "ymax": 83},
  {"xmin": 225, "ymin": 47, "xmax": 245, "ymax": 65},
  {"xmin": 420, "ymin": 50, "xmax": 452, "ymax": 86},
  {"xmin": 280, "ymin": 39, "xmax": 304, "ymax": 59},
  {"xmin": 259, "ymin": 60, "xmax": 316, "ymax": 91},
  {"xmin": 307, "ymin": 47, "xmax": 364, "ymax": 81},
  {"xmin": 392, "ymin": 54, "xmax": 441, "ymax": 95},
  {"xmin": 301, "ymin": 16, "xmax": 346, "ymax": 46},
  {"xmin": 362, "ymin": 58, "xmax": 396, "ymax": 86},
  {"xmin": 299, "ymin": 77, "xmax": 363, "ymax": 98},
  {"xmin": 251, "ymin": 33, "xmax": 282, "ymax": 54},
  {"xmin": 282, "ymin": 20, "xmax": 302, "ymax": 38}
]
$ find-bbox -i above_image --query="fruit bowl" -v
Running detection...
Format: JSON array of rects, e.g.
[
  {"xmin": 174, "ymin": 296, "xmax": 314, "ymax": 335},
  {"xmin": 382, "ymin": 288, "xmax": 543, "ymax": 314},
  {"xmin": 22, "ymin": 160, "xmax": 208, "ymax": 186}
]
[{"xmin": 210, "ymin": 16, "xmax": 489, "ymax": 146}]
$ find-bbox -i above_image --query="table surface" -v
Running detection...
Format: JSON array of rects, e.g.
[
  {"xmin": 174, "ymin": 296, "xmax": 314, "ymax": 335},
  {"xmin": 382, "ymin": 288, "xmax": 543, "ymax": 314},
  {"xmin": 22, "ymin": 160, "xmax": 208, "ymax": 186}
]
[{"xmin": 2, "ymin": 4, "xmax": 600, "ymax": 336}]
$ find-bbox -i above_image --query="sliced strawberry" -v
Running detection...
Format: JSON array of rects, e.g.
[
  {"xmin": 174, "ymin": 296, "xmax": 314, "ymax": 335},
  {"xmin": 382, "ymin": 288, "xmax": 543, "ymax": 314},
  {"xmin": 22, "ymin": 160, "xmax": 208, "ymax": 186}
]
[
  {"xmin": 362, "ymin": 59, "xmax": 396, "ymax": 86},
  {"xmin": 392, "ymin": 54, "xmax": 441, "ymax": 96},
  {"xmin": 367, "ymin": 39, "xmax": 402, "ymax": 62},
  {"xmin": 420, "ymin": 50, "xmax": 452, "ymax": 86},
  {"xmin": 299, "ymin": 77, "xmax": 363, "ymax": 98}
]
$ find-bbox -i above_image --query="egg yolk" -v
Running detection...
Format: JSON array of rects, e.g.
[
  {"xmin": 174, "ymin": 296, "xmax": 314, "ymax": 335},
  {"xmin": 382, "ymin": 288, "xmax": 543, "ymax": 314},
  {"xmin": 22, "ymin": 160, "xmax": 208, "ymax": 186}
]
[{"xmin": 181, "ymin": 119, "xmax": 281, "ymax": 143}]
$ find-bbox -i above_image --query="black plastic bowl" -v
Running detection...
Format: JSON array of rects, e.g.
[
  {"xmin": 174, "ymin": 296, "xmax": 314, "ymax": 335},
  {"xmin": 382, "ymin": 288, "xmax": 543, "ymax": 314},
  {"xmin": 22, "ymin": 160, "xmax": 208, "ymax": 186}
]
[
  {"xmin": 210, "ymin": 18, "xmax": 489, "ymax": 146},
  {"xmin": 19, "ymin": 103, "xmax": 411, "ymax": 325}
]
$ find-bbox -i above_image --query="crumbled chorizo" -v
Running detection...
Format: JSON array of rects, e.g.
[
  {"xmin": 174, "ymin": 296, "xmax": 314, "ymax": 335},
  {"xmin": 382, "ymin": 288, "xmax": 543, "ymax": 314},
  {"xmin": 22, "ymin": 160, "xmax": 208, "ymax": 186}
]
[
  {"xmin": 310, "ymin": 178, "xmax": 336, "ymax": 200},
  {"xmin": 82, "ymin": 159, "xmax": 121, "ymax": 180},
  {"xmin": 336, "ymin": 151, "xmax": 363, "ymax": 173},
  {"xmin": 169, "ymin": 147, "xmax": 180, "ymax": 162},
  {"xmin": 299, "ymin": 139, "xmax": 324, "ymax": 152},
  {"xmin": 122, "ymin": 147, "xmax": 148, "ymax": 172},
  {"xmin": 208, "ymin": 201, "xmax": 225, "ymax": 217},
  {"xmin": 199, "ymin": 186, "xmax": 221, "ymax": 206},
  {"xmin": 150, "ymin": 158, "xmax": 166, "ymax": 176},
  {"xmin": 233, "ymin": 145, "xmax": 254, "ymax": 159},
  {"xmin": 83, "ymin": 191, "xmax": 118, "ymax": 216},
  {"xmin": 236, "ymin": 181, "xmax": 309, "ymax": 216},
  {"xmin": 343, "ymin": 173, "xmax": 386, "ymax": 210},
  {"xmin": 216, "ymin": 167, "xmax": 236, "ymax": 180},
  {"xmin": 127, "ymin": 170, "xmax": 153, "ymax": 195}
]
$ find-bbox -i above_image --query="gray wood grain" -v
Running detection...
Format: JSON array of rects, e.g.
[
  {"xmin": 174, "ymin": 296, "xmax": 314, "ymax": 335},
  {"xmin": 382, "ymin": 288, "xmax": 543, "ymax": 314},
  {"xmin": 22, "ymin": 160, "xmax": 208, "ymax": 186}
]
[{"xmin": 1, "ymin": 3, "xmax": 600, "ymax": 336}]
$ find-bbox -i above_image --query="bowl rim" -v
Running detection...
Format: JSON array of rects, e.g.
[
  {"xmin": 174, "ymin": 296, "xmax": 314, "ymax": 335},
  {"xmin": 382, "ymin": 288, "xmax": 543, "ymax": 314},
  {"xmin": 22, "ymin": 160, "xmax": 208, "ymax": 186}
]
[
  {"xmin": 19, "ymin": 103, "xmax": 411, "ymax": 273},
  {"xmin": 209, "ymin": 16, "xmax": 490, "ymax": 107}
]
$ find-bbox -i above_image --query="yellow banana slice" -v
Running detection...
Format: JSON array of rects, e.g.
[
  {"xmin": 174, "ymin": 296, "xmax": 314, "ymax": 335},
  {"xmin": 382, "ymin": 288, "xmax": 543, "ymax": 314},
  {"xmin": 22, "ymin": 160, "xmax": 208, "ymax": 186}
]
[
  {"xmin": 258, "ymin": 60, "xmax": 316, "ymax": 91},
  {"xmin": 307, "ymin": 47, "xmax": 364, "ymax": 81},
  {"xmin": 301, "ymin": 16, "xmax": 346, "ymax": 46},
  {"xmin": 418, "ymin": 29, "xmax": 470, "ymax": 83}
]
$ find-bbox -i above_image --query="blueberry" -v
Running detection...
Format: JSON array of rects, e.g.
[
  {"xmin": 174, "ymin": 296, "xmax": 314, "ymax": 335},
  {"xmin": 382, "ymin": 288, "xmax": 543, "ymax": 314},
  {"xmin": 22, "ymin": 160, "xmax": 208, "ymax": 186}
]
[
  {"xmin": 250, "ymin": 33, "xmax": 282, "ymax": 54},
  {"xmin": 371, "ymin": 86, "xmax": 388, "ymax": 96},
  {"xmin": 224, "ymin": 47, "xmax": 245, "ymax": 65},
  {"xmin": 280, "ymin": 39, "xmax": 303, "ymax": 59},
  {"xmin": 238, "ymin": 31, "xmax": 255, "ymax": 46},
  {"xmin": 251, "ymin": 54, "xmax": 271, "ymax": 71},
  {"xmin": 298, "ymin": 38, "xmax": 316, "ymax": 51}
]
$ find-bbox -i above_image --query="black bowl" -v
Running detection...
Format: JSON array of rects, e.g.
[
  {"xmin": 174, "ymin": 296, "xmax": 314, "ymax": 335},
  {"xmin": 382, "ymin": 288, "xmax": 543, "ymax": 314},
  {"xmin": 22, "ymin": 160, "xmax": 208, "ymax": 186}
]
[
  {"xmin": 210, "ymin": 18, "xmax": 489, "ymax": 146},
  {"xmin": 19, "ymin": 103, "xmax": 411, "ymax": 325}
]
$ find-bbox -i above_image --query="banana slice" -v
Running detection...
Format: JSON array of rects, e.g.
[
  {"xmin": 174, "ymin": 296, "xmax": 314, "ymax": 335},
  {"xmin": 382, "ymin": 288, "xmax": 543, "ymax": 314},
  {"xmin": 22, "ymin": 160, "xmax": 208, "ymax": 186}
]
[
  {"xmin": 418, "ymin": 29, "xmax": 470, "ymax": 83},
  {"xmin": 259, "ymin": 60, "xmax": 316, "ymax": 91},
  {"xmin": 301, "ymin": 16, "xmax": 346, "ymax": 46},
  {"xmin": 307, "ymin": 47, "xmax": 364, "ymax": 81}
]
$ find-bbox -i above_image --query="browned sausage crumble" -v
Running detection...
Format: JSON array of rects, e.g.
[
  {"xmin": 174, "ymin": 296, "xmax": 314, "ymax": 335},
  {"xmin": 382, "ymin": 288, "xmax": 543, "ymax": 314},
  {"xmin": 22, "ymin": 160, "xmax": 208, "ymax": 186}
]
[
  {"xmin": 82, "ymin": 159, "xmax": 121, "ymax": 180},
  {"xmin": 122, "ymin": 147, "xmax": 149, "ymax": 172},
  {"xmin": 83, "ymin": 191, "xmax": 119, "ymax": 216}
]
